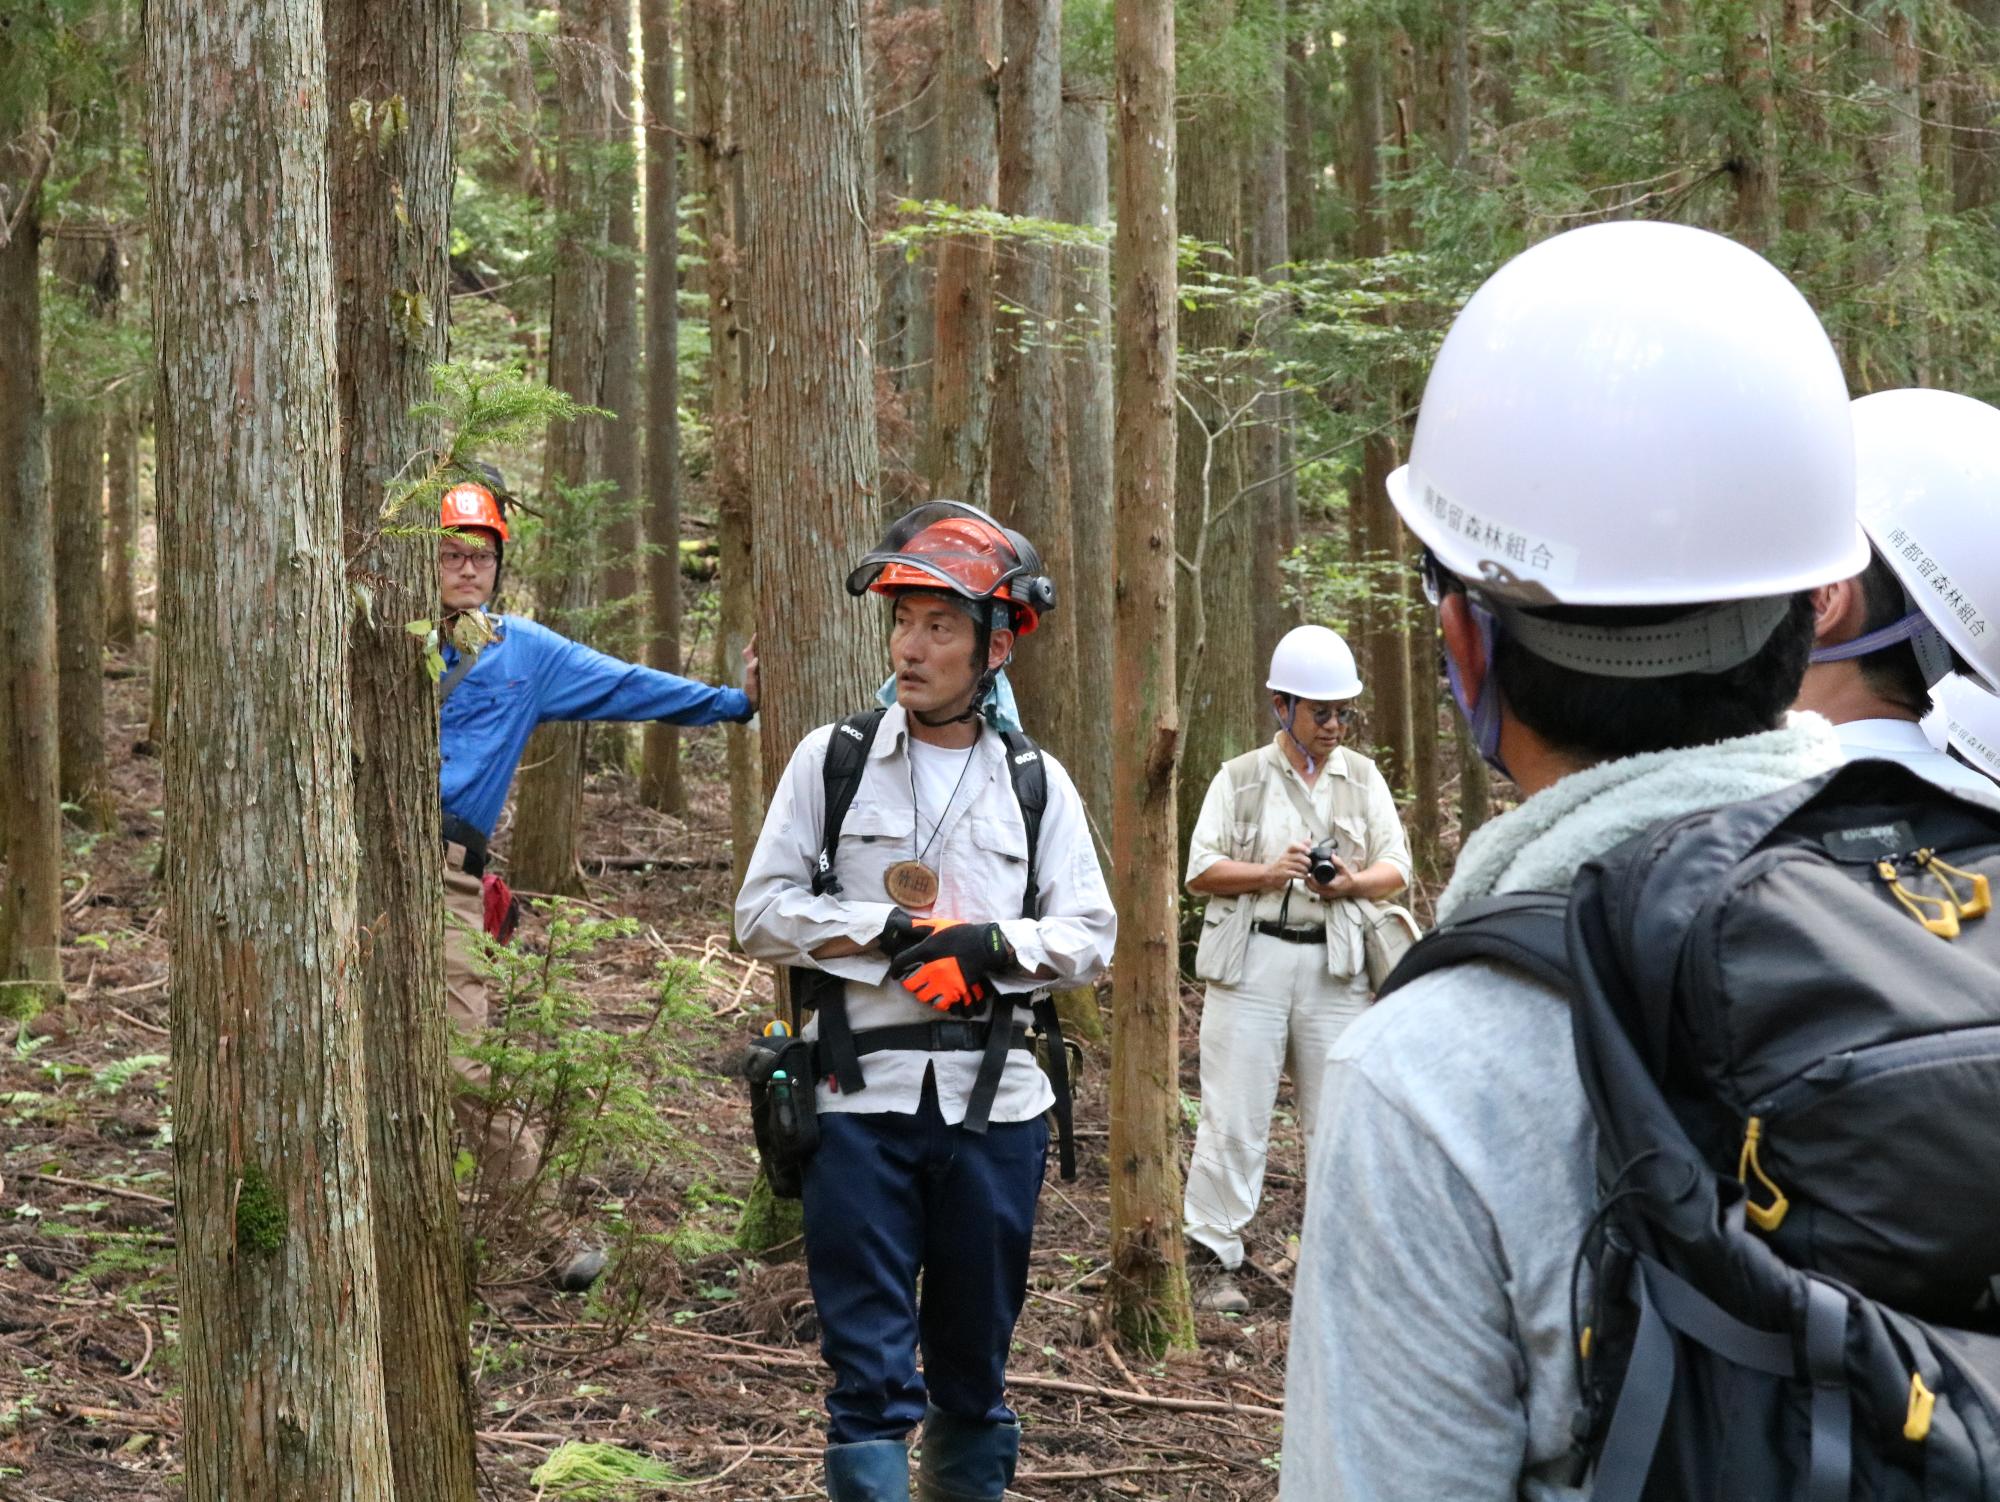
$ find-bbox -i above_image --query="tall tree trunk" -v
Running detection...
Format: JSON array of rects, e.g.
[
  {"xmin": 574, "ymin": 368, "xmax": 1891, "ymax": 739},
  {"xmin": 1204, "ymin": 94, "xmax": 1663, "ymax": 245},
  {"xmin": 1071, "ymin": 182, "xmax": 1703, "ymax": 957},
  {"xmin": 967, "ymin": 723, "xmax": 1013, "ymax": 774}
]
[
  {"xmin": 1057, "ymin": 94, "xmax": 1114, "ymax": 844},
  {"xmin": 326, "ymin": 0, "xmax": 479, "ymax": 1492},
  {"xmin": 991, "ymin": 0, "xmax": 1079, "ymax": 770},
  {"xmin": 904, "ymin": 51, "xmax": 942, "ymax": 444},
  {"xmin": 1107, "ymin": 0, "xmax": 1194, "ymax": 1358},
  {"xmin": 1728, "ymin": 0, "xmax": 1779, "ymax": 251},
  {"xmin": 105, "ymin": 396, "xmax": 142, "ymax": 652},
  {"xmin": 1246, "ymin": 0, "xmax": 1291, "ymax": 674},
  {"xmin": 1173, "ymin": 57, "xmax": 1253, "ymax": 859},
  {"xmin": 1781, "ymin": 0, "xmax": 1821, "ymax": 238},
  {"xmin": 738, "ymin": 0, "xmax": 883, "ymax": 760},
  {"xmin": 51, "ymin": 232, "xmax": 114, "ymax": 830},
  {"xmin": 922, "ymin": 0, "xmax": 1000, "ymax": 505},
  {"xmin": 149, "ymin": 0, "xmax": 394, "ymax": 1489},
  {"xmin": 511, "ymin": 0, "xmax": 618, "ymax": 896},
  {"xmin": 874, "ymin": 0, "xmax": 921, "ymax": 395},
  {"xmin": 1343, "ymin": 27, "xmax": 1412, "ymax": 787},
  {"xmin": 601, "ymin": 0, "xmax": 643, "ymax": 651},
  {"xmin": 688, "ymin": 0, "xmax": 761, "ymax": 889},
  {"xmin": 1953, "ymin": 0, "xmax": 2000, "ymax": 212},
  {"xmin": 1854, "ymin": 2, "xmax": 1928, "ymax": 388},
  {"xmin": 0, "ymin": 105, "xmax": 64, "ymax": 1005},
  {"xmin": 639, "ymin": 0, "xmax": 685, "ymax": 814}
]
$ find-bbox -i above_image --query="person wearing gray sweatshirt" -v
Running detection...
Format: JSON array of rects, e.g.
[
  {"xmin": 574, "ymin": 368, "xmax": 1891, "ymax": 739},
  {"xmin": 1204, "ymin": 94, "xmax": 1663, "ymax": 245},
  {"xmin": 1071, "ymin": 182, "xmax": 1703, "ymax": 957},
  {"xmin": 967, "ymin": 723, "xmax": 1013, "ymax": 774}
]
[{"xmin": 1279, "ymin": 221, "xmax": 1870, "ymax": 1498}]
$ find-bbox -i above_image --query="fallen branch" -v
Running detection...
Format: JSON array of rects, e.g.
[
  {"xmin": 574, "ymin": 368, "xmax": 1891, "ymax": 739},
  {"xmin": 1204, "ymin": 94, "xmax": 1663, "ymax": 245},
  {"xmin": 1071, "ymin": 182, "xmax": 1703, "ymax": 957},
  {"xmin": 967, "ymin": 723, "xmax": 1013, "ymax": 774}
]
[
  {"xmin": 108, "ymin": 1004, "xmax": 169, "ymax": 1036},
  {"xmin": 1005, "ymin": 1372, "xmax": 1283, "ymax": 1421},
  {"xmin": 28, "ymin": 1171, "xmax": 172, "ymax": 1208}
]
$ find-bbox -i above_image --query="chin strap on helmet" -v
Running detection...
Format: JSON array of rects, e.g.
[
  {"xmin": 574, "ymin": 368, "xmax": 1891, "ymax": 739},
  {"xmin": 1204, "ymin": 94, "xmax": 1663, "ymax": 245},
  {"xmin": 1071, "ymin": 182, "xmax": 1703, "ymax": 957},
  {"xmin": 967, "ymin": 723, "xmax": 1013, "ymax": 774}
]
[
  {"xmin": 1809, "ymin": 602, "xmax": 1954, "ymax": 689},
  {"xmin": 1272, "ymin": 697, "xmax": 1319, "ymax": 776},
  {"xmin": 1446, "ymin": 597, "xmax": 1511, "ymax": 780},
  {"xmin": 909, "ymin": 599, "xmax": 1014, "ymax": 727}
]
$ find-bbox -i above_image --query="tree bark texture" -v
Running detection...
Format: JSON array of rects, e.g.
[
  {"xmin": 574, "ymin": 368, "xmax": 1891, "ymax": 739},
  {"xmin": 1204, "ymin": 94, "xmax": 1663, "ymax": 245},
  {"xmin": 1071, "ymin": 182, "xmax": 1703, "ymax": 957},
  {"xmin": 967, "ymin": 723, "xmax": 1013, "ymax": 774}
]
[
  {"xmin": 325, "ymin": 0, "xmax": 480, "ymax": 1491},
  {"xmin": 990, "ymin": 0, "xmax": 1080, "ymax": 773},
  {"xmin": 1952, "ymin": 0, "xmax": 2000, "ymax": 212},
  {"xmin": 0, "ymin": 111, "xmax": 63, "ymax": 1002},
  {"xmin": 1107, "ymin": 0, "xmax": 1194, "ymax": 1358},
  {"xmin": 737, "ymin": 0, "xmax": 884, "ymax": 769},
  {"xmin": 1456, "ymin": 709, "xmax": 1490, "ymax": 840},
  {"xmin": 1173, "ymin": 70, "xmax": 1254, "ymax": 859},
  {"xmin": 1246, "ymin": 0, "xmax": 1292, "ymax": 676},
  {"xmin": 105, "ymin": 396, "xmax": 142, "ymax": 652},
  {"xmin": 149, "ymin": 0, "xmax": 395, "ymax": 1489},
  {"xmin": 872, "ymin": 0, "xmax": 923, "ymax": 395},
  {"xmin": 511, "ymin": 0, "xmax": 617, "ymax": 896},
  {"xmin": 688, "ymin": 0, "xmax": 762, "ymax": 888},
  {"xmin": 1343, "ymin": 28, "xmax": 1412, "ymax": 789},
  {"xmin": 1727, "ymin": 0, "xmax": 1779, "ymax": 251},
  {"xmin": 51, "ymin": 233, "xmax": 114, "ymax": 830},
  {"xmin": 1854, "ymin": 2, "xmax": 1928, "ymax": 388},
  {"xmin": 639, "ymin": 0, "xmax": 686, "ymax": 814},
  {"xmin": 922, "ymin": 0, "xmax": 1000, "ymax": 507},
  {"xmin": 600, "ymin": 0, "xmax": 643, "ymax": 653},
  {"xmin": 1057, "ymin": 95, "xmax": 1114, "ymax": 844}
]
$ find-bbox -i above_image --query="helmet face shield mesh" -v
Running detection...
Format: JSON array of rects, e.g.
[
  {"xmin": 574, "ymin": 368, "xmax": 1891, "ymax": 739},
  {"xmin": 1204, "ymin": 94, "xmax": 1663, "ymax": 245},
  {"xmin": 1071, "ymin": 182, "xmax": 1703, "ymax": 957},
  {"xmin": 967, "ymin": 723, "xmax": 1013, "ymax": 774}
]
[{"xmin": 847, "ymin": 501, "xmax": 1024, "ymax": 601}]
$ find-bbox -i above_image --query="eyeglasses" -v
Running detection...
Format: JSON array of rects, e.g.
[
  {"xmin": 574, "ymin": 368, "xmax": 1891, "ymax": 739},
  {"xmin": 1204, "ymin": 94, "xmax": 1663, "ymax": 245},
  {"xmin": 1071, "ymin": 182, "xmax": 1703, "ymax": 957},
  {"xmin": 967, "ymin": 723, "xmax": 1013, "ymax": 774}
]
[
  {"xmin": 1286, "ymin": 700, "xmax": 1360, "ymax": 728},
  {"xmin": 439, "ymin": 547, "xmax": 498, "ymax": 574}
]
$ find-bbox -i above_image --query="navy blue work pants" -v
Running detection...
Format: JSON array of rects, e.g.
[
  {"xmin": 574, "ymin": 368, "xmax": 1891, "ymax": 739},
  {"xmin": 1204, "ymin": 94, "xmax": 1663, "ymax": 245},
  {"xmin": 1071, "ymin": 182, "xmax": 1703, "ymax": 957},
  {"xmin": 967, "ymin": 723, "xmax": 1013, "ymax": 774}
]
[{"xmin": 800, "ymin": 1070, "xmax": 1048, "ymax": 1444}]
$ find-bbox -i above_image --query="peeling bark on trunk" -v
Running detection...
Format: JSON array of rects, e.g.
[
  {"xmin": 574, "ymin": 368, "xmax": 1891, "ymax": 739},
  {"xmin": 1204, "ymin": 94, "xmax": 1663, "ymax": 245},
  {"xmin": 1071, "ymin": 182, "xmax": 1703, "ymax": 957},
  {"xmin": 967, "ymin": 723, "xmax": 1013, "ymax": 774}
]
[
  {"xmin": 326, "ymin": 0, "xmax": 480, "ymax": 1490},
  {"xmin": 601, "ymin": 0, "xmax": 643, "ymax": 650},
  {"xmin": 921, "ymin": 0, "xmax": 999, "ymax": 506},
  {"xmin": 51, "ymin": 233, "xmax": 113, "ymax": 830},
  {"xmin": 737, "ymin": 0, "xmax": 883, "ymax": 765},
  {"xmin": 149, "ymin": 0, "xmax": 394, "ymax": 1489},
  {"xmin": 991, "ymin": 0, "xmax": 1080, "ymax": 771},
  {"xmin": 0, "ymin": 108, "xmax": 64, "ymax": 1004},
  {"xmin": 688, "ymin": 0, "xmax": 761, "ymax": 889},
  {"xmin": 512, "ymin": 0, "xmax": 618, "ymax": 896},
  {"xmin": 1173, "ymin": 71, "xmax": 1253, "ymax": 859},
  {"xmin": 1106, "ymin": 0, "xmax": 1195, "ymax": 1358},
  {"xmin": 639, "ymin": 0, "xmax": 686, "ymax": 814},
  {"xmin": 1057, "ymin": 95, "xmax": 1114, "ymax": 844},
  {"xmin": 1246, "ymin": 0, "xmax": 1292, "ymax": 674}
]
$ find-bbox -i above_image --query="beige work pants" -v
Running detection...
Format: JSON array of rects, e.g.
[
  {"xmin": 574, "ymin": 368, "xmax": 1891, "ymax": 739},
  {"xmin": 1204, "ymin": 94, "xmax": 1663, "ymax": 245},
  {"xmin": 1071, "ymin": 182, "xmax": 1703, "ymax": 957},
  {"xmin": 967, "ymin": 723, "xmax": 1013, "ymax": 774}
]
[
  {"xmin": 1184, "ymin": 931, "xmax": 1371, "ymax": 1270},
  {"xmin": 445, "ymin": 848, "xmax": 542, "ymax": 1184}
]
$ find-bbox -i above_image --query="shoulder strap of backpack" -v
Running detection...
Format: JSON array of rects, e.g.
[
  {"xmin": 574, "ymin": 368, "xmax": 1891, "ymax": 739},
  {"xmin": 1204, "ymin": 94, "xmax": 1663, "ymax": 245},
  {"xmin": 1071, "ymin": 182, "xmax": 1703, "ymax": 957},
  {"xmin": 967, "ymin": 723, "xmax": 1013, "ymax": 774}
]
[
  {"xmin": 1374, "ymin": 890, "xmax": 1573, "ymax": 1000},
  {"xmin": 811, "ymin": 708, "xmax": 887, "ymax": 897},
  {"xmin": 799, "ymin": 708, "xmax": 886, "ymax": 1095},
  {"xmin": 999, "ymin": 729, "xmax": 1047, "ymax": 920},
  {"xmin": 439, "ymin": 649, "xmax": 478, "ymax": 703}
]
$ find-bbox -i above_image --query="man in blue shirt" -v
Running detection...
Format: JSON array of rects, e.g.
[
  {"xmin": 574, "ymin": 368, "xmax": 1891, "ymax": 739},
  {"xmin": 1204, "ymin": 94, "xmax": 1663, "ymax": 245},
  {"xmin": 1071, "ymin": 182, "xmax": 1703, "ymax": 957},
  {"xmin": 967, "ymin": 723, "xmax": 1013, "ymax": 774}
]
[{"xmin": 435, "ymin": 477, "xmax": 757, "ymax": 1229}]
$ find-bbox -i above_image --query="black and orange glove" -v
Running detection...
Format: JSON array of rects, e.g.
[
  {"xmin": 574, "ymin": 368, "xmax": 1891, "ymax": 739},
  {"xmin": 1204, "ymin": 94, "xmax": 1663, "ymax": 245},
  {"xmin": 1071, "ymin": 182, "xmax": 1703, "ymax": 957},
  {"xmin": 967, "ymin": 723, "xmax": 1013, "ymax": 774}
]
[
  {"xmin": 887, "ymin": 920, "xmax": 1016, "ymax": 1016},
  {"xmin": 876, "ymin": 908, "xmax": 925, "ymax": 961}
]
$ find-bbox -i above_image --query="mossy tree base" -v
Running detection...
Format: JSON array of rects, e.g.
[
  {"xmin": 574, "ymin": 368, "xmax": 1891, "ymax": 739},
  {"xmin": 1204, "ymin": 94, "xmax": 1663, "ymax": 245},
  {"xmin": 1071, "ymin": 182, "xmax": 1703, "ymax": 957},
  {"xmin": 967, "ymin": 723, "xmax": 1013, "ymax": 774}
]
[{"xmin": 735, "ymin": 1169, "xmax": 804, "ymax": 1254}]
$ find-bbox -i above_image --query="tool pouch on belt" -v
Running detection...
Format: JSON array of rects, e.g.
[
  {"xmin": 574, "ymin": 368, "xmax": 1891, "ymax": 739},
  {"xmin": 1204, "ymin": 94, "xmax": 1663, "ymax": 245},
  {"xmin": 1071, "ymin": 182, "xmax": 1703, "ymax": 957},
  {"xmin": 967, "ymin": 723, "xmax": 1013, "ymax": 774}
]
[{"xmin": 742, "ymin": 1033, "xmax": 819, "ymax": 1200}]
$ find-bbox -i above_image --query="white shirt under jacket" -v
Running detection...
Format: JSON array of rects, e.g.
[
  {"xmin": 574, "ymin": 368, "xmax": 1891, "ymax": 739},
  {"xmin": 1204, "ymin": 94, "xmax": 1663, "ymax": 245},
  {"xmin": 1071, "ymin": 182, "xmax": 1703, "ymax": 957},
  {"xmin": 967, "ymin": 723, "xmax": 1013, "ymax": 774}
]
[
  {"xmin": 735, "ymin": 702, "xmax": 1116, "ymax": 1124},
  {"xmin": 1835, "ymin": 716, "xmax": 2000, "ymax": 800}
]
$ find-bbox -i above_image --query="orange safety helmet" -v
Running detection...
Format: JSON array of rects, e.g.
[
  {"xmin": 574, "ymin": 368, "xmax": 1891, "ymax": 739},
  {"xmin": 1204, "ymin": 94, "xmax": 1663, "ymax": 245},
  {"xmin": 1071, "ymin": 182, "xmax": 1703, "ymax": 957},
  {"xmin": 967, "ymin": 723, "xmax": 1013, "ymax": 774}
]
[
  {"xmin": 440, "ymin": 480, "xmax": 509, "ymax": 542},
  {"xmin": 846, "ymin": 501, "xmax": 1054, "ymax": 635}
]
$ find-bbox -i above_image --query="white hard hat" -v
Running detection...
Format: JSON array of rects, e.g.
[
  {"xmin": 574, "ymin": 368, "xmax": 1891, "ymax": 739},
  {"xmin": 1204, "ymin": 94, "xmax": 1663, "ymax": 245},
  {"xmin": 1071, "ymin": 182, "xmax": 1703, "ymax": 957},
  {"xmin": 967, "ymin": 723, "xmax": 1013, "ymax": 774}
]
[
  {"xmin": 1923, "ymin": 673, "xmax": 2000, "ymax": 785},
  {"xmin": 1388, "ymin": 221, "xmax": 1864, "ymax": 611},
  {"xmin": 1849, "ymin": 389, "xmax": 2000, "ymax": 695},
  {"xmin": 1267, "ymin": 625, "xmax": 1362, "ymax": 701}
]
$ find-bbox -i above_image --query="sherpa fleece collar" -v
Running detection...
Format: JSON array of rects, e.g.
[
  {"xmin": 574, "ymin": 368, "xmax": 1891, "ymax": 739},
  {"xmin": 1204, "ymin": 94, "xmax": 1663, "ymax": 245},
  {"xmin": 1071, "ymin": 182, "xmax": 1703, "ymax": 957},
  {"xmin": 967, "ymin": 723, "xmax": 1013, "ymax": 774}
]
[{"xmin": 1438, "ymin": 713, "xmax": 1845, "ymax": 920}]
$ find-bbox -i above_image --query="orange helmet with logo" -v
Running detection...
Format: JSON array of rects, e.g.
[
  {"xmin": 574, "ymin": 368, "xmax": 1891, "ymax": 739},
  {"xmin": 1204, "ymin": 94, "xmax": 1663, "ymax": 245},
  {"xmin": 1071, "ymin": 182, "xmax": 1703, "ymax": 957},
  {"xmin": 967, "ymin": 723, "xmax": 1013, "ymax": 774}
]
[
  {"xmin": 440, "ymin": 480, "xmax": 509, "ymax": 541},
  {"xmin": 846, "ymin": 501, "xmax": 1054, "ymax": 634}
]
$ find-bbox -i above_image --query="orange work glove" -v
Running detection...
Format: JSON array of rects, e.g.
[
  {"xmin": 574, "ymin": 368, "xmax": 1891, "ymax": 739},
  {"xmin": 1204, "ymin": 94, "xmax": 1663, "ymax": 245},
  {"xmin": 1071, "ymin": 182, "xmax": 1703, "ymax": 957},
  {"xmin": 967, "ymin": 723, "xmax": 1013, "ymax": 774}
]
[{"xmin": 887, "ymin": 920, "xmax": 1015, "ymax": 1016}]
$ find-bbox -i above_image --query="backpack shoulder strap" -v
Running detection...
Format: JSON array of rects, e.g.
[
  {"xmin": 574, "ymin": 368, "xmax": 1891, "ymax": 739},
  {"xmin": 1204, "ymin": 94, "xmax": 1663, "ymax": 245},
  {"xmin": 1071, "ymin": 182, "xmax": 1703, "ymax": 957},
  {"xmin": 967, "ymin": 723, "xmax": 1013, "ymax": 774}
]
[
  {"xmin": 1375, "ymin": 890, "xmax": 1573, "ymax": 999},
  {"xmin": 812, "ymin": 708, "xmax": 887, "ymax": 897},
  {"xmin": 999, "ymin": 729, "xmax": 1047, "ymax": 920}
]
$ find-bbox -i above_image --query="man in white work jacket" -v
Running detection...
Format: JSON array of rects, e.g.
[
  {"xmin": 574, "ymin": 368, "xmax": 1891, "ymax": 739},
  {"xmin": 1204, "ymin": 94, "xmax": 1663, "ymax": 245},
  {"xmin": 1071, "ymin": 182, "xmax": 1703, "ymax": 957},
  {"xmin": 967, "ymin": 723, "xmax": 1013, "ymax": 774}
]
[{"xmin": 735, "ymin": 501, "xmax": 1115, "ymax": 1502}]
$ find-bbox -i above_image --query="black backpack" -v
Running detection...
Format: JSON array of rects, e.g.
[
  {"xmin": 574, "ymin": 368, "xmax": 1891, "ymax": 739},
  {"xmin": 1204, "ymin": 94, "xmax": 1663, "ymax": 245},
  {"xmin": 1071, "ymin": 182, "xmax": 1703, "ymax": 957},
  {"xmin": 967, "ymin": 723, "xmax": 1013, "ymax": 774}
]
[
  {"xmin": 790, "ymin": 709, "xmax": 1076, "ymax": 1180},
  {"xmin": 1380, "ymin": 759, "xmax": 2000, "ymax": 1501}
]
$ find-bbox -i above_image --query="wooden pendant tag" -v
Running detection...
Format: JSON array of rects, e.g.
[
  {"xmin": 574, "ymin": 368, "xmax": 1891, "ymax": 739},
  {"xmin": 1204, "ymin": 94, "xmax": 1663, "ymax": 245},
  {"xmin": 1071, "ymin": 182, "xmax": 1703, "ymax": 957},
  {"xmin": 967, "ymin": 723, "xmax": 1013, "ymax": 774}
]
[{"xmin": 884, "ymin": 859, "xmax": 940, "ymax": 910}]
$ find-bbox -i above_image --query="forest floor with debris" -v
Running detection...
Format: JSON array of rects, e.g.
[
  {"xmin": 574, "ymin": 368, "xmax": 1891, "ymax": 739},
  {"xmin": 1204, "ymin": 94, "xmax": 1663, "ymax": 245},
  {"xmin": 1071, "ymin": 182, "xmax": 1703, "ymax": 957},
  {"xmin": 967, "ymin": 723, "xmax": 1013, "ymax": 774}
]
[{"xmin": 0, "ymin": 663, "xmax": 1305, "ymax": 1501}]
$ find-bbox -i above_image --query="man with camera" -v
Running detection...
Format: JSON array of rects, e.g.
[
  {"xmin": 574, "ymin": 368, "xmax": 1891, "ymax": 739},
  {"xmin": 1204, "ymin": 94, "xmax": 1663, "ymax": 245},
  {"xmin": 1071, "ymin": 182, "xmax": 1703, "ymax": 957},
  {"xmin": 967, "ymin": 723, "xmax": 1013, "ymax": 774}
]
[{"xmin": 1182, "ymin": 625, "xmax": 1412, "ymax": 1315}]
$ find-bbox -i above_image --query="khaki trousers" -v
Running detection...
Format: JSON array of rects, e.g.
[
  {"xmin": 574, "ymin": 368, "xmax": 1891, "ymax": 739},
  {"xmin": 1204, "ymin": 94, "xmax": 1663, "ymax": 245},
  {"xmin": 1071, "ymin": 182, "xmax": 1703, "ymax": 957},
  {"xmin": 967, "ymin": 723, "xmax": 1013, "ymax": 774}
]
[
  {"xmin": 444, "ymin": 848, "xmax": 542, "ymax": 1184},
  {"xmin": 1184, "ymin": 931, "xmax": 1371, "ymax": 1270}
]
